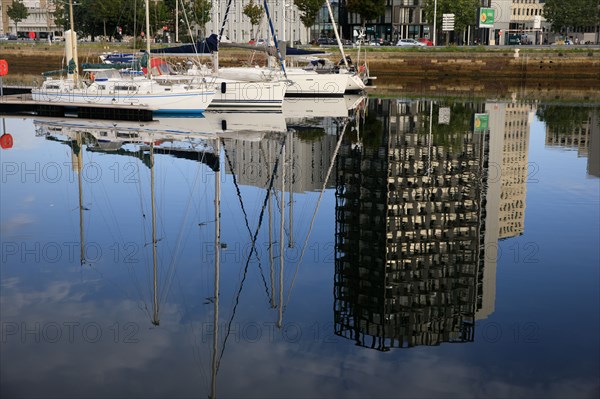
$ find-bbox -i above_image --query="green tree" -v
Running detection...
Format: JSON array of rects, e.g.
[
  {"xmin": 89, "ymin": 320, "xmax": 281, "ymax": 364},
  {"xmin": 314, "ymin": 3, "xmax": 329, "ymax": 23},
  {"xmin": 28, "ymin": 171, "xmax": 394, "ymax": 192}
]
[
  {"xmin": 294, "ymin": 0, "xmax": 324, "ymax": 28},
  {"xmin": 243, "ymin": 0, "xmax": 264, "ymax": 40},
  {"xmin": 346, "ymin": 0, "xmax": 385, "ymax": 26},
  {"xmin": 188, "ymin": 0, "xmax": 212, "ymax": 38},
  {"xmin": 7, "ymin": 0, "xmax": 29, "ymax": 35},
  {"xmin": 422, "ymin": 0, "xmax": 480, "ymax": 42},
  {"xmin": 49, "ymin": 0, "xmax": 68, "ymax": 30},
  {"xmin": 542, "ymin": 0, "xmax": 600, "ymax": 35},
  {"xmin": 96, "ymin": 0, "xmax": 122, "ymax": 40}
]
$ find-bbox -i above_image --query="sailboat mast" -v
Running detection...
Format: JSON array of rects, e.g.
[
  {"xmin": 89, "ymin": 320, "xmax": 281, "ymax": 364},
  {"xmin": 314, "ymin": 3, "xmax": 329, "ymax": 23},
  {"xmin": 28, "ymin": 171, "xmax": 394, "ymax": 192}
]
[
  {"xmin": 68, "ymin": 0, "xmax": 78, "ymax": 85},
  {"xmin": 145, "ymin": 0, "xmax": 152, "ymax": 78},
  {"xmin": 324, "ymin": 0, "xmax": 349, "ymax": 69},
  {"xmin": 262, "ymin": 0, "xmax": 288, "ymax": 79},
  {"xmin": 210, "ymin": 140, "xmax": 221, "ymax": 399}
]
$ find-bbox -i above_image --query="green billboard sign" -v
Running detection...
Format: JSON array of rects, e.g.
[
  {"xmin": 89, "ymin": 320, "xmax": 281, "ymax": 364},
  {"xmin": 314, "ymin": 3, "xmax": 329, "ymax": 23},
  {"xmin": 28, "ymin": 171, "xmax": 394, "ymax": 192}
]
[
  {"xmin": 479, "ymin": 7, "xmax": 495, "ymax": 28},
  {"xmin": 474, "ymin": 113, "xmax": 489, "ymax": 132}
]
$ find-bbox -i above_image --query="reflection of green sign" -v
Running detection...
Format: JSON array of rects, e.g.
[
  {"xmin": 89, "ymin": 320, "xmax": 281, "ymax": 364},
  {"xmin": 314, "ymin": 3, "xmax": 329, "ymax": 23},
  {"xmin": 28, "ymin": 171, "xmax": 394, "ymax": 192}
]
[
  {"xmin": 474, "ymin": 113, "xmax": 489, "ymax": 131},
  {"xmin": 479, "ymin": 7, "xmax": 495, "ymax": 28}
]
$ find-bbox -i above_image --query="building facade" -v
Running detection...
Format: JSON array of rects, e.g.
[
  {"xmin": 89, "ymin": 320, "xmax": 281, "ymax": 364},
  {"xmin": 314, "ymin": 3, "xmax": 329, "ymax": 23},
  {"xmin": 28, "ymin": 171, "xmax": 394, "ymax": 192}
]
[
  {"xmin": 1, "ymin": 0, "xmax": 60, "ymax": 38},
  {"xmin": 210, "ymin": 0, "xmax": 310, "ymax": 45}
]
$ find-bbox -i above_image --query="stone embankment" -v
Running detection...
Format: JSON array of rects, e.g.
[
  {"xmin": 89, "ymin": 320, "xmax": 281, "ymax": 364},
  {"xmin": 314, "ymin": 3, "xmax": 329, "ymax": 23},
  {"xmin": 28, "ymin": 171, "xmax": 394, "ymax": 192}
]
[
  {"xmin": 366, "ymin": 49, "xmax": 600, "ymax": 79},
  {"xmin": 1, "ymin": 44, "xmax": 599, "ymax": 98}
]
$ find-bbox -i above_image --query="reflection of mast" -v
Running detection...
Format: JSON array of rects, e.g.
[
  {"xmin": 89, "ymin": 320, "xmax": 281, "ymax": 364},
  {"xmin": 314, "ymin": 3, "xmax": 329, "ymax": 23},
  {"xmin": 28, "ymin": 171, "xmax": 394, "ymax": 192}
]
[
  {"xmin": 277, "ymin": 140, "xmax": 286, "ymax": 329},
  {"xmin": 268, "ymin": 142, "xmax": 275, "ymax": 308},
  {"xmin": 151, "ymin": 142, "xmax": 160, "ymax": 326},
  {"xmin": 210, "ymin": 140, "xmax": 221, "ymax": 399},
  {"xmin": 75, "ymin": 132, "xmax": 85, "ymax": 265},
  {"xmin": 288, "ymin": 133, "xmax": 294, "ymax": 248}
]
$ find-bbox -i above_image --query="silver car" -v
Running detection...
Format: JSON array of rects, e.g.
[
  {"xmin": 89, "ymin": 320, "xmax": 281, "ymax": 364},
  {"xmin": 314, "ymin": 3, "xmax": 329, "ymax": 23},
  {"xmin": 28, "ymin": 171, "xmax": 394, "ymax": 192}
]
[{"xmin": 396, "ymin": 38, "xmax": 426, "ymax": 47}]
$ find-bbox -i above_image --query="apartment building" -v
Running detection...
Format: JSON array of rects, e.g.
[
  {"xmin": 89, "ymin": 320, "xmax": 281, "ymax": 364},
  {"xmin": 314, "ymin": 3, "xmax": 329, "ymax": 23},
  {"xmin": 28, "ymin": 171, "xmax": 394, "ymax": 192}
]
[{"xmin": 1, "ymin": 0, "xmax": 60, "ymax": 38}]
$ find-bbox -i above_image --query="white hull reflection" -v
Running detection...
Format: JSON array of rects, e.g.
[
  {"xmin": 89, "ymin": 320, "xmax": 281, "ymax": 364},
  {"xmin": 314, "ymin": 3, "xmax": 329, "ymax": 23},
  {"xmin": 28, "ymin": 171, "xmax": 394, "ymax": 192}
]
[
  {"xmin": 283, "ymin": 94, "xmax": 367, "ymax": 120},
  {"xmin": 32, "ymin": 111, "xmax": 287, "ymax": 142}
]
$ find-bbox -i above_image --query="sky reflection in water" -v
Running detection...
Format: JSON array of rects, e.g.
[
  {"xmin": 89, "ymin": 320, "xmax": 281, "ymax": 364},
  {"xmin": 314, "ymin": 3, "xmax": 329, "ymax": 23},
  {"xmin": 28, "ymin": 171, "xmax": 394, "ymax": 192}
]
[{"xmin": 1, "ymin": 98, "xmax": 599, "ymax": 398}]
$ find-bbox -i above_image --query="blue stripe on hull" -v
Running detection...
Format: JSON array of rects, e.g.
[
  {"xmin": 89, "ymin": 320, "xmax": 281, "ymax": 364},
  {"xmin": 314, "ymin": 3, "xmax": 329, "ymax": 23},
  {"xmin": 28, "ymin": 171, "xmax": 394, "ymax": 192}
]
[{"xmin": 153, "ymin": 109, "xmax": 207, "ymax": 115}]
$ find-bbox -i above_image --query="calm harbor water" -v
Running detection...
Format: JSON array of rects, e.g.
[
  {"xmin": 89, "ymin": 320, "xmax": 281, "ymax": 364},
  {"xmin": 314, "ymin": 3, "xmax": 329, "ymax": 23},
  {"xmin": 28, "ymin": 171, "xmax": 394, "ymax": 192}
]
[{"xmin": 1, "ymin": 97, "xmax": 599, "ymax": 398}]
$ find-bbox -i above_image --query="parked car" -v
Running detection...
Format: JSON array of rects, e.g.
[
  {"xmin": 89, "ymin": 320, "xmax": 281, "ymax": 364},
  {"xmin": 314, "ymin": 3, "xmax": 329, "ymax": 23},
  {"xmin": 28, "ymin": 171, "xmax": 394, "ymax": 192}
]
[
  {"xmin": 396, "ymin": 38, "xmax": 426, "ymax": 47},
  {"xmin": 317, "ymin": 37, "xmax": 336, "ymax": 45},
  {"xmin": 418, "ymin": 37, "xmax": 433, "ymax": 46},
  {"xmin": 0, "ymin": 34, "xmax": 8, "ymax": 41}
]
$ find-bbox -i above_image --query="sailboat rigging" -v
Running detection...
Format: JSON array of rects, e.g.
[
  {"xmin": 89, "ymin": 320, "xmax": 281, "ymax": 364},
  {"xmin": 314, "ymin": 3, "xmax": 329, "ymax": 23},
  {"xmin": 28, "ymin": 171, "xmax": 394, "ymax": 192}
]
[{"xmin": 32, "ymin": 0, "xmax": 216, "ymax": 114}]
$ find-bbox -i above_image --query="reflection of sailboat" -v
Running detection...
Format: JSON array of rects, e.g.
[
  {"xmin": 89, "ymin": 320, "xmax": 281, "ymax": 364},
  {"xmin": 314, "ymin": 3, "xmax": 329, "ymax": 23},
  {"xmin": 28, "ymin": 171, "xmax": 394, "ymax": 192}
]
[
  {"xmin": 35, "ymin": 122, "xmax": 179, "ymax": 327},
  {"xmin": 283, "ymin": 95, "xmax": 367, "ymax": 121},
  {"xmin": 32, "ymin": 111, "xmax": 288, "ymax": 146}
]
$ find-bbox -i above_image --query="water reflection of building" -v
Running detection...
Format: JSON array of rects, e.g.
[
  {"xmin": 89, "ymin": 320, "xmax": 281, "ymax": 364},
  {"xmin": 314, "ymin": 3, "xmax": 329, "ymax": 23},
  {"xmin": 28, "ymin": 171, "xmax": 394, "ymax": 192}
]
[
  {"xmin": 497, "ymin": 103, "xmax": 532, "ymax": 239},
  {"xmin": 545, "ymin": 109, "xmax": 600, "ymax": 178},
  {"xmin": 334, "ymin": 99, "xmax": 490, "ymax": 351},
  {"xmin": 223, "ymin": 123, "xmax": 342, "ymax": 193}
]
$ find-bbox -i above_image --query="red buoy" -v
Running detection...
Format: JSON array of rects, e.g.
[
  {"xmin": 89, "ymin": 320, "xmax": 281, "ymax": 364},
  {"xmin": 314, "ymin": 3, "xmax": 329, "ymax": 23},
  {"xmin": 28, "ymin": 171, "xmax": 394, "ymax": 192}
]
[{"xmin": 0, "ymin": 133, "xmax": 14, "ymax": 149}]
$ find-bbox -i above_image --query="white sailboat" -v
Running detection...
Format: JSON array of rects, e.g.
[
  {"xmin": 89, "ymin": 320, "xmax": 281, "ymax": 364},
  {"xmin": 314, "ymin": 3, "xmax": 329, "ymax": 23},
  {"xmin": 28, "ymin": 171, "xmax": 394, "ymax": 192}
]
[
  {"xmin": 146, "ymin": 0, "xmax": 288, "ymax": 112},
  {"xmin": 32, "ymin": 0, "xmax": 216, "ymax": 114},
  {"xmin": 215, "ymin": 0, "xmax": 364, "ymax": 97}
]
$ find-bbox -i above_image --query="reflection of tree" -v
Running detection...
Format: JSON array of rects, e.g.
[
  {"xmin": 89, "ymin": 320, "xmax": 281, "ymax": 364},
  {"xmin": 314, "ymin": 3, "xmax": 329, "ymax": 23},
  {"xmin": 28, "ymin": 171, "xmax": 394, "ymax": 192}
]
[
  {"xmin": 295, "ymin": 127, "xmax": 325, "ymax": 142},
  {"xmin": 419, "ymin": 103, "xmax": 473, "ymax": 151},
  {"xmin": 347, "ymin": 111, "xmax": 383, "ymax": 148},
  {"xmin": 536, "ymin": 105, "xmax": 590, "ymax": 134}
]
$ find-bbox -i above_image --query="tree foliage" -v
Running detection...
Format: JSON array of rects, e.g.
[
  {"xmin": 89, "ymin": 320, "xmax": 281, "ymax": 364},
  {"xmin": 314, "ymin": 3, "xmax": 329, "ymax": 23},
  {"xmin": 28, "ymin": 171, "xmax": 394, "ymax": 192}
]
[
  {"xmin": 50, "ymin": 0, "xmax": 181, "ymax": 41},
  {"xmin": 346, "ymin": 0, "xmax": 386, "ymax": 25},
  {"xmin": 536, "ymin": 105, "xmax": 591, "ymax": 134},
  {"xmin": 422, "ymin": 0, "xmax": 480, "ymax": 34},
  {"xmin": 542, "ymin": 0, "xmax": 600, "ymax": 33},
  {"xmin": 243, "ymin": 0, "xmax": 264, "ymax": 39},
  {"xmin": 7, "ymin": 0, "xmax": 29, "ymax": 32},
  {"xmin": 294, "ymin": 0, "xmax": 325, "ymax": 29},
  {"xmin": 188, "ymin": 0, "xmax": 212, "ymax": 36}
]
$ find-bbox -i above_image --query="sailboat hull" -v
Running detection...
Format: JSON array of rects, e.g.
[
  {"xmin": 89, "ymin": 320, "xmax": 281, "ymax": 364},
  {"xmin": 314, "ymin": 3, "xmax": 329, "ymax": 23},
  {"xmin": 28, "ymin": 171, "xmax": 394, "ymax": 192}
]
[
  {"xmin": 283, "ymin": 70, "xmax": 348, "ymax": 97},
  {"xmin": 32, "ymin": 82, "xmax": 216, "ymax": 114},
  {"xmin": 208, "ymin": 80, "xmax": 287, "ymax": 111},
  {"xmin": 345, "ymin": 74, "xmax": 367, "ymax": 93},
  {"xmin": 217, "ymin": 67, "xmax": 349, "ymax": 97}
]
